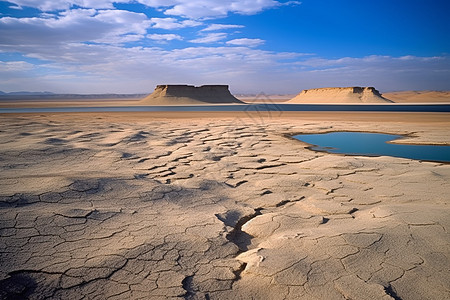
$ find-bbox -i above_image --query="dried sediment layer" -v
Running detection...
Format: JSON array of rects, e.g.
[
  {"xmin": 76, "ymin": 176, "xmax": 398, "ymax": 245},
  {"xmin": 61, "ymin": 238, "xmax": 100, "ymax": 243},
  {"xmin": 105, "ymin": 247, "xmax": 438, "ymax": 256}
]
[
  {"xmin": 0, "ymin": 114, "xmax": 449, "ymax": 300},
  {"xmin": 139, "ymin": 84, "xmax": 244, "ymax": 105},
  {"xmin": 288, "ymin": 87, "xmax": 394, "ymax": 103}
]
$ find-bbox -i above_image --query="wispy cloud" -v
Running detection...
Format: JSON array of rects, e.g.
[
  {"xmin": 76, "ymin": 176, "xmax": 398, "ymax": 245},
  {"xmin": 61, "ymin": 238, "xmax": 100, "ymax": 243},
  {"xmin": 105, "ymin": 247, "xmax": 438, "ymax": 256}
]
[
  {"xmin": 279, "ymin": 1, "xmax": 302, "ymax": 7},
  {"xmin": 226, "ymin": 38, "xmax": 265, "ymax": 47},
  {"xmin": 201, "ymin": 24, "xmax": 244, "ymax": 31},
  {"xmin": 0, "ymin": 60, "xmax": 35, "ymax": 71},
  {"xmin": 8, "ymin": 4, "xmax": 23, "ymax": 10},
  {"xmin": 2, "ymin": 34, "xmax": 447, "ymax": 94},
  {"xmin": 157, "ymin": 0, "xmax": 298, "ymax": 19},
  {"xmin": 147, "ymin": 33, "xmax": 183, "ymax": 42},
  {"xmin": 0, "ymin": 9, "xmax": 151, "ymax": 45},
  {"xmin": 149, "ymin": 17, "xmax": 202, "ymax": 30},
  {"xmin": 1, "ymin": 0, "xmax": 447, "ymax": 94},
  {"xmin": 6, "ymin": 0, "xmax": 119, "ymax": 11},
  {"xmin": 0, "ymin": 42, "xmax": 300, "ymax": 93},
  {"xmin": 6, "ymin": 0, "xmax": 301, "ymax": 19},
  {"xmin": 189, "ymin": 32, "xmax": 228, "ymax": 44}
]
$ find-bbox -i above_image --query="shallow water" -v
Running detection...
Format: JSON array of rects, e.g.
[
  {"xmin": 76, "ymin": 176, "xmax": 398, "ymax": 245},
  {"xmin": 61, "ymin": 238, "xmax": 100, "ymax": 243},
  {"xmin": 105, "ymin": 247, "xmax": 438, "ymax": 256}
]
[
  {"xmin": 294, "ymin": 132, "xmax": 450, "ymax": 163},
  {"xmin": 1, "ymin": 104, "xmax": 450, "ymax": 113}
]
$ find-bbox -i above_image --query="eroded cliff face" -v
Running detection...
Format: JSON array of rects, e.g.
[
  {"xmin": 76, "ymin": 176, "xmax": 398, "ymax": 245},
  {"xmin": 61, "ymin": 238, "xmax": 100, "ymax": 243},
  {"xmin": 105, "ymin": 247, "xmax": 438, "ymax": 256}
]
[
  {"xmin": 140, "ymin": 85, "xmax": 244, "ymax": 105},
  {"xmin": 289, "ymin": 87, "xmax": 393, "ymax": 103}
]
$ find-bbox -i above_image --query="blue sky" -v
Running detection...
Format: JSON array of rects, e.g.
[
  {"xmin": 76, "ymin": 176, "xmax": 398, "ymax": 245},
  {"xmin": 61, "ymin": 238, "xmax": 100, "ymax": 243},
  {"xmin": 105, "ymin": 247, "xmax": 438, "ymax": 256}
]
[{"xmin": 0, "ymin": 0, "xmax": 449, "ymax": 94}]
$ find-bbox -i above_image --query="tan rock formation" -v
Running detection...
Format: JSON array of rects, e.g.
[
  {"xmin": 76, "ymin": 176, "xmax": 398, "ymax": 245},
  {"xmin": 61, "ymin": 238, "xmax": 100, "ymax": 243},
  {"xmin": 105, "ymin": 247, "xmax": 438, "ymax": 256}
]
[
  {"xmin": 139, "ymin": 84, "xmax": 244, "ymax": 105},
  {"xmin": 288, "ymin": 87, "xmax": 394, "ymax": 103}
]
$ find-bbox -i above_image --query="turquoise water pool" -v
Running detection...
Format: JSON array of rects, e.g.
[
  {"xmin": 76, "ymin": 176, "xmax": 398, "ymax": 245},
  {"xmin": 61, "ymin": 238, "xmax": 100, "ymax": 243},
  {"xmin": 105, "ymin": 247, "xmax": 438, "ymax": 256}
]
[{"xmin": 294, "ymin": 132, "xmax": 450, "ymax": 163}]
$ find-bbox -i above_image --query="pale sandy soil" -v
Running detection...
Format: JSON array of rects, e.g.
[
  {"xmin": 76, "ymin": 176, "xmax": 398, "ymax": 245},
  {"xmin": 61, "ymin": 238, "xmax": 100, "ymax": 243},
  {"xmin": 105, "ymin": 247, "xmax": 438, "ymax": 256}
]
[
  {"xmin": 0, "ymin": 98, "xmax": 142, "ymax": 108},
  {"xmin": 383, "ymin": 91, "xmax": 450, "ymax": 103},
  {"xmin": 0, "ymin": 111, "xmax": 449, "ymax": 299}
]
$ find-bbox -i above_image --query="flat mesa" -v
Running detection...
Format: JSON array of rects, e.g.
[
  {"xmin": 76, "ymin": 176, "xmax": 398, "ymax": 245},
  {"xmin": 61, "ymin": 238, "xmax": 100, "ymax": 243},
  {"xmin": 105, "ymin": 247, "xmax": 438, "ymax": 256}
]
[
  {"xmin": 138, "ymin": 84, "xmax": 245, "ymax": 105},
  {"xmin": 287, "ymin": 86, "xmax": 394, "ymax": 103}
]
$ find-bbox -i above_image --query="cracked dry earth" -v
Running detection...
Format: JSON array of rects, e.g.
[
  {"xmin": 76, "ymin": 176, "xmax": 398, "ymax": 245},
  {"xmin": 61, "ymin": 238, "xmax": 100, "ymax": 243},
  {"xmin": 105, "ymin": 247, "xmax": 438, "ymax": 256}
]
[{"xmin": 0, "ymin": 114, "xmax": 449, "ymax": 300}]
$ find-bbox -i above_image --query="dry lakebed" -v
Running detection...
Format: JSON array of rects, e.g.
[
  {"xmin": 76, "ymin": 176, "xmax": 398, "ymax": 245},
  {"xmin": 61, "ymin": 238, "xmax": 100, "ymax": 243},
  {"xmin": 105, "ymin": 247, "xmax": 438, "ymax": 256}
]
[{"xmin": 0, "ymin": 111, "xmax": 449, "ymax": 300}]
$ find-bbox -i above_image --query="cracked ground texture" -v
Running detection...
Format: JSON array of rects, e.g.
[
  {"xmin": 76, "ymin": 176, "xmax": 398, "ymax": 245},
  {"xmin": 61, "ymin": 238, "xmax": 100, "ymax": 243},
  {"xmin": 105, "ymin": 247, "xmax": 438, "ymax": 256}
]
[{"xmin": 0, "ymin": 112, "xmax": 449, "ymax": 300}]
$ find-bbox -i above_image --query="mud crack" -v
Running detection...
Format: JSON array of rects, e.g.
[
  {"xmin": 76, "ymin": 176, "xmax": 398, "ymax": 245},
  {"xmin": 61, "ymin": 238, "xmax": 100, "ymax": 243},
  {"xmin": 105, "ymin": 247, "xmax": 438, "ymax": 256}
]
[
  {"xmin": 384, "ymin": 284, "xmax": 403, "ymax": 300},
  {"xmin": 225, "ymin": 209, "xmax": 262, "ymax": 252},
  {"xmin": 181, "ymin": 275, "xmax": 196, "ymax": 299}
]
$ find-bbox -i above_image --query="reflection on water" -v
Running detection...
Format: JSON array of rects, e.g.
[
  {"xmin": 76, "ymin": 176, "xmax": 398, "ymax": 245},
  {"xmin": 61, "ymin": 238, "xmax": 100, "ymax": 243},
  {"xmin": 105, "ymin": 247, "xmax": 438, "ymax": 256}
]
[
  {"xmin": 1, "ymin": 104, "xmax": 450, "ymax": 113},
  {"xmin": 294, "ymin": 132, "xmax": 450, "ymax": 163}
]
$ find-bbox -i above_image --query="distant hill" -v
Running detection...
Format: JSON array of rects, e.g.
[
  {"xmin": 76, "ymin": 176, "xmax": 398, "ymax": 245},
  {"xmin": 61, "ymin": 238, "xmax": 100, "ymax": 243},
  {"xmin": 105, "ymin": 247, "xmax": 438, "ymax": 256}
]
[
  {"xmin": 288, "ymin": 87, "xmax": 393, "ymax": 103},
  {"xmin": 1, "ymin": 91, "xmax": 55, "ymax": 96},
  {"xmin": 0, "ymin": 92, "xmax": 146, "ymax": 100}
]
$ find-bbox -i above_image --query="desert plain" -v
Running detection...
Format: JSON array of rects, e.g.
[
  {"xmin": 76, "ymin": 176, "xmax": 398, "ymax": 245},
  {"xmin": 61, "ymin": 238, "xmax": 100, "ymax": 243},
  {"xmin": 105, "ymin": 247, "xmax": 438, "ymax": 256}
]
[{"xmin": 0, "ymin": 95, "xmax": 450, "ymax": 299}]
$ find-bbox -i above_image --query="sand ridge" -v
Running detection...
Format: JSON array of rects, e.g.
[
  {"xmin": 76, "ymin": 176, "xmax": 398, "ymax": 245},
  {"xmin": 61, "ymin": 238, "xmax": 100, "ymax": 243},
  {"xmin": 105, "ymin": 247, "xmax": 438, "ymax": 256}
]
[
  {"xmin": 288, "ymin": 87, "xmax": 394, "ymax": 104},
  {"xmin": 0, "ymin": 112, "xmax": 449, "ymax": 299}
]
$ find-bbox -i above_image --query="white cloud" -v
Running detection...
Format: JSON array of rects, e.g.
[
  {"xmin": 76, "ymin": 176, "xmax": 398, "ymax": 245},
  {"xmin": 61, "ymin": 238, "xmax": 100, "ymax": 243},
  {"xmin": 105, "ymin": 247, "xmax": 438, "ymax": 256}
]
[
  {"xmin": 164, "ymin": 0, "xmax": 281, "ymax": 19},
  {"xmin": 6, "ymin": 0, "xmax": 119, "ymax": 11},
  {"xmin": 7, "ymin": 0, "xmax": 300, "ymax": 19},
  {"xmin": 281, "ymin": 1, "xmax": 302, "ymax": 6},
  {"xmin": 137, "ymin": 0, "xmax": 178, "ymax": 7},
  {"xmin": 1, "ymin": 46, "xmax": 447, "ymax": 94},
  {"xmin": 0, "ymin": 60, "xmax": 35, "ymax": 71},
  {"xmin": 157, "ymin": 0, "xmax": 301, "ymax": 19},
  {"xmin": 226, "ymin": 38, "xmax": 265, "ymax": 47},
  {"xmin": 1, "ymin": 1, "xmax": 447, "ymax": 94},
  {"xmin": 190, "ymin": 33, "xmax": 228, "ymax": 44},
  {"xmin": 9, "ymin": 4, "xmax": 23, "ymax": 10},
  {"xmin": 295, "ymin": 55, "xmax": 445, "ymax": 70},
  {"xmin": 147, "ymin": 33, "xmax": 183, "ymax": 41},
  {"xmin": 149, "ymin": 17, "xmax": 202, "ymax": 30},
  {"xmin": 0, "ymin": 60, "xmax": 48, "ymax": 93},
  {"xmin": 0, "ymin": 41, "xmax": 302, "ymax": 93},
  {"xmin": 0, "ymin": 9, "xmax": 151, "ymax": 45},
  {"xmin": 286, "ymin": 55, "xmax": 450, "ymax": 92},
  {"xmin": 201, "ymin": 24, "xmax": 244, "ymax": 31}
]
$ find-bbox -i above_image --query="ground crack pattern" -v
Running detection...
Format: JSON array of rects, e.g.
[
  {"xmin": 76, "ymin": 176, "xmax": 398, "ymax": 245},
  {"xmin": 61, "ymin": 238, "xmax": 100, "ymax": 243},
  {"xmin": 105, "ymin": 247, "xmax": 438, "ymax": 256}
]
[{"xmin": 0, "ymin": 116, "xmax": 449, "ymax": 299}]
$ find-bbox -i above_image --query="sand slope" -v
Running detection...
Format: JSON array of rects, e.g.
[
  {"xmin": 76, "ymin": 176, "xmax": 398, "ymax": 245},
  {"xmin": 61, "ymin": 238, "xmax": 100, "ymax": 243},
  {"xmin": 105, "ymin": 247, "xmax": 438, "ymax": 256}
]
[
  {"xmin": 288, "ymin": 87, "xmax": 394, "ymax": 103},
  {"xmin": 383, "ymin": 91, "xmax": 450, "ymax": 103},
  {"xmin": 139, "ymin": 84, "xmax": 244, "ymax": 105}
]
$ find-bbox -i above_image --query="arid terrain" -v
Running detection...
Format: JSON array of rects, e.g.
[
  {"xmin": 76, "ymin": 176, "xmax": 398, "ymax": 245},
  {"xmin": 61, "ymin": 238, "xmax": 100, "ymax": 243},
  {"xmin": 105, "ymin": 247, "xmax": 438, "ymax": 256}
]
[
  {"xmin": 1, "ymin": 0, "xmax": 448, "ymax": 297},
  {"xmin": 383, "ymin": 91, "xmax": 450, "ymax": 103},
  {"xmin": 1, "ymin": 89, "xmax": 449, "ymax": 108},
  {"xmin": 287, "ymin": 87, "xmax": 393, "ymax": 103},
  {"xmin": 0, "ymin": 110, "xmax": 449, "ymax": 299}
]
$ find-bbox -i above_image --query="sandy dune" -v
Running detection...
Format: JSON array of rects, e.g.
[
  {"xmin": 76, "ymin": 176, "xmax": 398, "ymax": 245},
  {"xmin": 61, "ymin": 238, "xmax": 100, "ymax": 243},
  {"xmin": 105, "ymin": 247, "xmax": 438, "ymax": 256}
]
[
  {"xmin": 288, "ymin": 87, "xmax": 393, "ymax": 103},
  {"xmin": 383, "ymin": 91, "xmax": 450, "ymax": 103},
  {"xmin": 0, "ymin": 111, "xmax": 449, "ymax": 299},
  {"xmin": 139, "ymin": 85, "xmax": 244, "ymax": 105}
]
